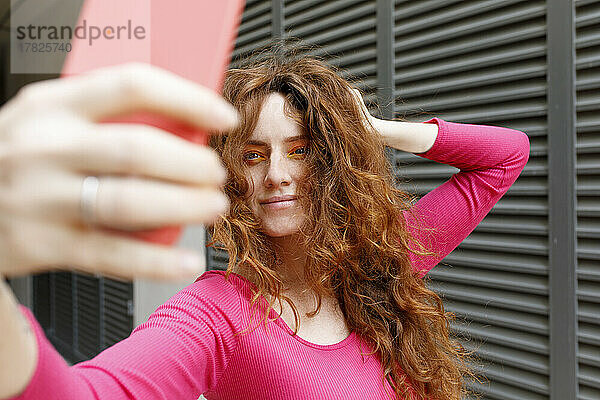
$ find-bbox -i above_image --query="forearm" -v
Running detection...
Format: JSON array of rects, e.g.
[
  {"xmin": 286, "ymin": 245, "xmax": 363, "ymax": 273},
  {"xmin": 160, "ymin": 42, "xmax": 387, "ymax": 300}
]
[
  {"xmin": 0, "ymin": 277, "xmax": 38, "ymax": 399},
  {"xmin": 371, "ymin": 118, "xmax": 438, "ymax": 154}
]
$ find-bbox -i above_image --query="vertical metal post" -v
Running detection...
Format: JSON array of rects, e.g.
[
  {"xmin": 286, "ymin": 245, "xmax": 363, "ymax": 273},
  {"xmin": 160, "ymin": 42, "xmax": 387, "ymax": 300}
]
[
  {"xmin": 272, "ymin": 0, "xmax": 284, "ymax": 38},
  {"xmin": 547, "ymin": 0, "xmax": 578, "ymax": 399},
  {"xmin": 376, "ymin": 0, "xmax": 394, "ymax": 119}
]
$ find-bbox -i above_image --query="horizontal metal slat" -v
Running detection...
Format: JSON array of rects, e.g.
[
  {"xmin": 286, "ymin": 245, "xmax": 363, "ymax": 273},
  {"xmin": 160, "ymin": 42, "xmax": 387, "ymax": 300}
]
[
  {"xmin": 284, "ymin": 0, "xmax": 368, "ymax": 28},
  {"xmin": 394, "ymin": 3, "xmax": 546, "ymax": 53},
  {"xmin": 577, "ymin": 91, "xmax": 600, "ymax": 111},
  {"xmin": 395, "ymin": 23, "xmax": 546, "ymax": 69},
  {"xmin": 467, "ymin": 378, "xmax": 547, "ymax": 400},
  {"xmin": 395, "ymin": 178, "xmax": 548, "ymax": 199},
  {"xmin": 475, "ymin": 215, "xmax": 547, "ymax": 236},
  {"xmin": 463, "ymin": 342, "xmax": 548, "ymax": 378},
  {"xmin": 575, "ymin": 3, "xmax": 600, "ymax": 28},
  {"xmin": 245, "ymin": 0, "xmax": 267, "ymax": 9},
  {"xmin": 401, "ymin": 100, "xmax": 547, "ymax": 124},
  {"xmin": 576, "ymin": 134, "xmax": 600, "ymax": 154},
  {"xmin": 576, "ymin": 71, "xmax": 600, "ymax": 91},
  {"xmin": 578, "ymin": 260, "xmax": 600, "ymax": 283},
  {"xmin": 577, "ymin": 198, "xmax": 600, "ymax": 217},
  {"xmin": 463, "ymin": 341, "xmax": 549, "ymax": 383},
  {"xmin": 396, "ymin": 42, "xmax": 546, "ymax": 85},
  {"xmin": 234, "ymin": 25, "xmax": 271, "ymax": 48},
  {"xmin": 576, "ymin": 30, "xmax": 600, "ymax": 50},
  {"xmin": 307, "ymin": 34, "xmax": 375, "ymax": 59},
  {"xmin": 579, "ymin": 384, "xmax": 600, "ymax": 400},
  {"xmin": 451, "ymin": 320, "xmax": 548, "ymax": 354},
  {"xmin": 396, "ymin": 81, "xmax": 546, "ymax": 113},
  {"xmin": 578, "ymin": 343, "xmax": 600, "ymax": 368},
  {"xmin": 579, "ymin": 321, "xmax": 600, "ymax": 347},
  {"xmin": 460, "ymin": 232, "xmax": 548, "ymax": 256},
  {"xmin": 394, "ymin": 0, "xmax": 465, "ymax": 21},
  {"xmin": 240, "ymin": 0, "xmax": 270, "ymax": 23},
  {"xmin": 397, "ymin": 62, "xmax": 546, "ymax": 98},
  {"xmin": 578, "ymin": 238, "xmax": 600, "ymax": 260},
  {"xmin": 327, "ymin": 46, "xmax": 376, "ymax": 71},
  {"xmin": 429, "ymin": 267, "xmax": 547, "ymax": 295},
  {"xmin": 231, "ymin": 37, "xmax": 273, "ymax": 61},
  {"xmin": 444, "ymin": 301, "xmax": 548, "ymax": 334},
  {"xmin": 237, "ymin": 12, "xmax": 272, "ymax": 37},
  {"xmin": 285, "ymin": 4, "xmax": 375, "ymax": 38},
  {"xmin": 579, "ymin": 301, "xmax": 600, "ymax": 325},
  {"xmin": 579, "ymin": 364, "xmax": 600, "ymax": 390},
  {"xmin": 442, "ymin": 248, "xmax": 547, "ymax": 275},
  {"xmin": 484, "ymin": 197, "xmax": 548, "ymax": 216},
  {"xmin": 579, "ymin": 280, "xmax": 600, "ymax": 302},
  {"xmin": 428, "ymin": 281, "xmax": 548, "ymax": 314},
  {"xmin": 395, "ymin": 0, "xmax": 529, "ymax": 37},
  {"xmin": 288, "ymin": 18, "xmax": 376, "ymax": 50},
  {"xmin": 576, "ymin": 0, "xmax": 600, "ymax": 7},
  {"xmin": 577, "ymin": 218, "xmax": 600, "ymax": 239},
  {"xmin": 284, "ymin": 0, "xmax": 323, "ymax": 17}
]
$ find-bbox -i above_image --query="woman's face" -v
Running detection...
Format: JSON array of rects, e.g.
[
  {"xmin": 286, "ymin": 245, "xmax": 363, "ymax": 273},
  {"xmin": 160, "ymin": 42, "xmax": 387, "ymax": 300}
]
[{"xmin": 243, "ymin": 92, "xmax": 308, "ymax": 238}]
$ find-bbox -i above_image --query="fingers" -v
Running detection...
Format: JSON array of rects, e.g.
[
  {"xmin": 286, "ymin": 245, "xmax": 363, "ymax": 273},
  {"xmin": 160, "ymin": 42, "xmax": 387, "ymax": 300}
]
[
  {"xmin": 93, "ymin": 175, "xmax": 229, "ymax": 229},
  {"xmin": 1, "ymin": 121, "xmax": 227, "ymax": 187},
  {"xmin": 4, "ymin": 168, "xmax": 229, "ymax": 229},
  {"xmin": 0, "ymin": 213, "xmax": 204, "ymax": 280},
  {"xmin": 19, "ymin": 62, "xmax": 239, "ymax": 133}
]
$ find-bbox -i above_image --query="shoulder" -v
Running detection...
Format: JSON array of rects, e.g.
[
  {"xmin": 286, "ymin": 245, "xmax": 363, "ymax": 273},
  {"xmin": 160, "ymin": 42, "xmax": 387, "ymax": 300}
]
[
  {"xmin": 167, "ymin": 270, "xmax": 244, "ymax": 315},
  {"xmin": 140, "ymin": 270, "xmax": 245, "ymax": 333}
]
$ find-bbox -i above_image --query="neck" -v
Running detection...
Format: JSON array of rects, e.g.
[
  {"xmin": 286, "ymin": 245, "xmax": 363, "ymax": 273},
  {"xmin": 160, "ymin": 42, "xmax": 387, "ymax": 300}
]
[{"xmin": 268, "ymin": 233, "xmax": 308, "ymax": 290}]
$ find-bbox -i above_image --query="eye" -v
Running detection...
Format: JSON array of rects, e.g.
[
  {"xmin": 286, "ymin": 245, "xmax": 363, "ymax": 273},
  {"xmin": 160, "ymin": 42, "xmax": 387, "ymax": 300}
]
[
  {"xmin": 243, "ymin": 151, "xmax": 260, "ymax": 160},
  {"xmin": 243, "ymin": 151, "xmax": 264, "ymax": 163},
  {"xmin": 289, "ymin": 146, "xmax": 308, "ymax": 157}
]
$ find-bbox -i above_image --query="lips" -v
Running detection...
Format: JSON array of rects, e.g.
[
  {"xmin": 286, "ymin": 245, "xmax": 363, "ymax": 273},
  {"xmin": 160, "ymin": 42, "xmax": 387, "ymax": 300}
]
[{"xmin": 260, "ymin": 195, "xmax": 298, "ymax": 204}]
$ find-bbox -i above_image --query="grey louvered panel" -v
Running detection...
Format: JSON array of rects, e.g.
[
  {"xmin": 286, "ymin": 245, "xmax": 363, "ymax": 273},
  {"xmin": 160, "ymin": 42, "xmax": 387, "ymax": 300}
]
[
  {"xmin": 53, "ymin": 272, "xmax": 73, "ymax": 347},
  {"xmin": 576, "ymin": 1, "xmax": 600, "ymax": 399},
  {"xmin": 284, "ymin": 0, "xmax": 377, "ymax": 93},
  {"xmin": 230, "ymin": 0, "xmax": 272, "ymax": 67},
  {"xmin": 103, "ymin": 278, "xmax": 133, "ymax": 347},
  {"xmin": 75, "ymin": 274, "xmax": 100, "ymax": 358},
  {"xmin": 394, "ymin": 1, "xmax": 546, "ymax": 124},
  {"xmin": 394, "ymin": 1, "xmax": 548, "ymax": 398}
]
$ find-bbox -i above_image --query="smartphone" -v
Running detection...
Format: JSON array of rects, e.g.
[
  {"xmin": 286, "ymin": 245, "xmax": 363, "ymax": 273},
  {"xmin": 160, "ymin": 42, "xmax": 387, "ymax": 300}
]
[{"xmin": 61, "ymin": 0, "xmax": 245, "ymax": 245}]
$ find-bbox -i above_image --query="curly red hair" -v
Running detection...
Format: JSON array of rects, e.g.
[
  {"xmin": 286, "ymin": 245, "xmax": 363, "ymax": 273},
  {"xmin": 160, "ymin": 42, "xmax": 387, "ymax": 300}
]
[{"xmin": 208, "ymin": 44, "xmax": 480, "ymax": 400}]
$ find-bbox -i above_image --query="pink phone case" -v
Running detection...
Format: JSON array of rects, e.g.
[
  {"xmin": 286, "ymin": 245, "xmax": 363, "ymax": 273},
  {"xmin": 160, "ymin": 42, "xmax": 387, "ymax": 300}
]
[{"xmin": 61, "ymin": 0, "xmax": 245, "ymax": 245}]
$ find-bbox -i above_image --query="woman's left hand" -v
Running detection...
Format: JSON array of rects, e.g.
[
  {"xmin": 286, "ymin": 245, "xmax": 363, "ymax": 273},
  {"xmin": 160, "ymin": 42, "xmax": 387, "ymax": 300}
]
[{"xmin": 350, "ymin": 88, "xmax": 379, "ymax": 133}]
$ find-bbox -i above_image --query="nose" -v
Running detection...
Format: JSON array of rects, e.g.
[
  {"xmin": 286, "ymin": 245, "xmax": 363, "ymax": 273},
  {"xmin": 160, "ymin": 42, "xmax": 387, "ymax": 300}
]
[{"xmin": 263, "ymin": 153, "xmax": 292, "ymax": 188}]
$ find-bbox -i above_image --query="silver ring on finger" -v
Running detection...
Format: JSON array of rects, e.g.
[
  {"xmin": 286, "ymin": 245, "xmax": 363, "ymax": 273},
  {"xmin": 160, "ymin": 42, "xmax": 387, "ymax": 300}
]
[{"xmin": 80, "ymin": 176, "xmax": 100, "ymax": 227}]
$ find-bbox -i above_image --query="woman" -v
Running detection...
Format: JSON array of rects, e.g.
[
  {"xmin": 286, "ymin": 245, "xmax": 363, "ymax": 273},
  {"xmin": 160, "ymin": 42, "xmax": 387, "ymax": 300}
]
[{"xmin": 0, "ymin": 51, "xmax": 530, "ymax": 399}]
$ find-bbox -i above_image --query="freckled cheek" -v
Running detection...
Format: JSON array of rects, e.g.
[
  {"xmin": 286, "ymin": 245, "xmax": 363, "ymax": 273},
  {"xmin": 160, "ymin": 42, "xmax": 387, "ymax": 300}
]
[{"xmin": 244, "ymin": 173, "xmax": 262, "ymax": 210}]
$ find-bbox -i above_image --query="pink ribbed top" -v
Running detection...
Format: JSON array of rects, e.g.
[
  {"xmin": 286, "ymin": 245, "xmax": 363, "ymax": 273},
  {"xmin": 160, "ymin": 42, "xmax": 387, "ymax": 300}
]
[{"xmin": 12, "ymin": 118, "xmax": 530, "ymax": 400}]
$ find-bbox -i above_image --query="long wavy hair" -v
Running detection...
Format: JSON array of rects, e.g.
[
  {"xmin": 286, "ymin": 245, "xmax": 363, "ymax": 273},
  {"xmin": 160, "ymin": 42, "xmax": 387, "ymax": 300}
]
[{"xmin": 208, "ymin": 44, "xmax": 479, "ymax": 400}]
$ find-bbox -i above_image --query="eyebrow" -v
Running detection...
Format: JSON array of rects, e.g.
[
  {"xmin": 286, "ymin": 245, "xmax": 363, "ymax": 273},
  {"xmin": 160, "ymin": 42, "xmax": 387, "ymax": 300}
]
[{"xmin": 246, "ymin": 135, "xmax": 308, "ymax": 147}]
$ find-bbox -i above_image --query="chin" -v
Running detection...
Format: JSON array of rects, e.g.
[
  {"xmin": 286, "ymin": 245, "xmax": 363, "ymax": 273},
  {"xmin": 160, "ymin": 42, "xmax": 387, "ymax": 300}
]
[{"xmin": 261, "ymin": 224, "xmax": 301, "ymax": 238}]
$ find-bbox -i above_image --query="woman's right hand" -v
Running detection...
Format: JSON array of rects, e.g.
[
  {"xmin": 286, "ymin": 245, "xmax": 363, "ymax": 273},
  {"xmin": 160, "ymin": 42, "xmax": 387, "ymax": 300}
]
[{"xmin": 0, "ymin": 62, "xmax": 238, "ymax": 281}]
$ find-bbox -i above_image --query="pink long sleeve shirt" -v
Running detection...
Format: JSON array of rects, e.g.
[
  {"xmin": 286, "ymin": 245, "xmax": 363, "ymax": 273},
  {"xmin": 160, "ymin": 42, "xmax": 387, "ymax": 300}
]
[{"xmin": 12, "ymin": 118, "xmax": 530, "ymax": 400}]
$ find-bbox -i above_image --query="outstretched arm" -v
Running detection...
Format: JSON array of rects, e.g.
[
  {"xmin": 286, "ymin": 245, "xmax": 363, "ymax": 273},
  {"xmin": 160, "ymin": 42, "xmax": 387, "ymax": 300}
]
[
  {"xmin": 372, "ymin": 117, "xmax": 530, "ymax": 278},
  {"xmin": 6, "ymin": 274, "xmax": 242, "ymax": 400}
]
